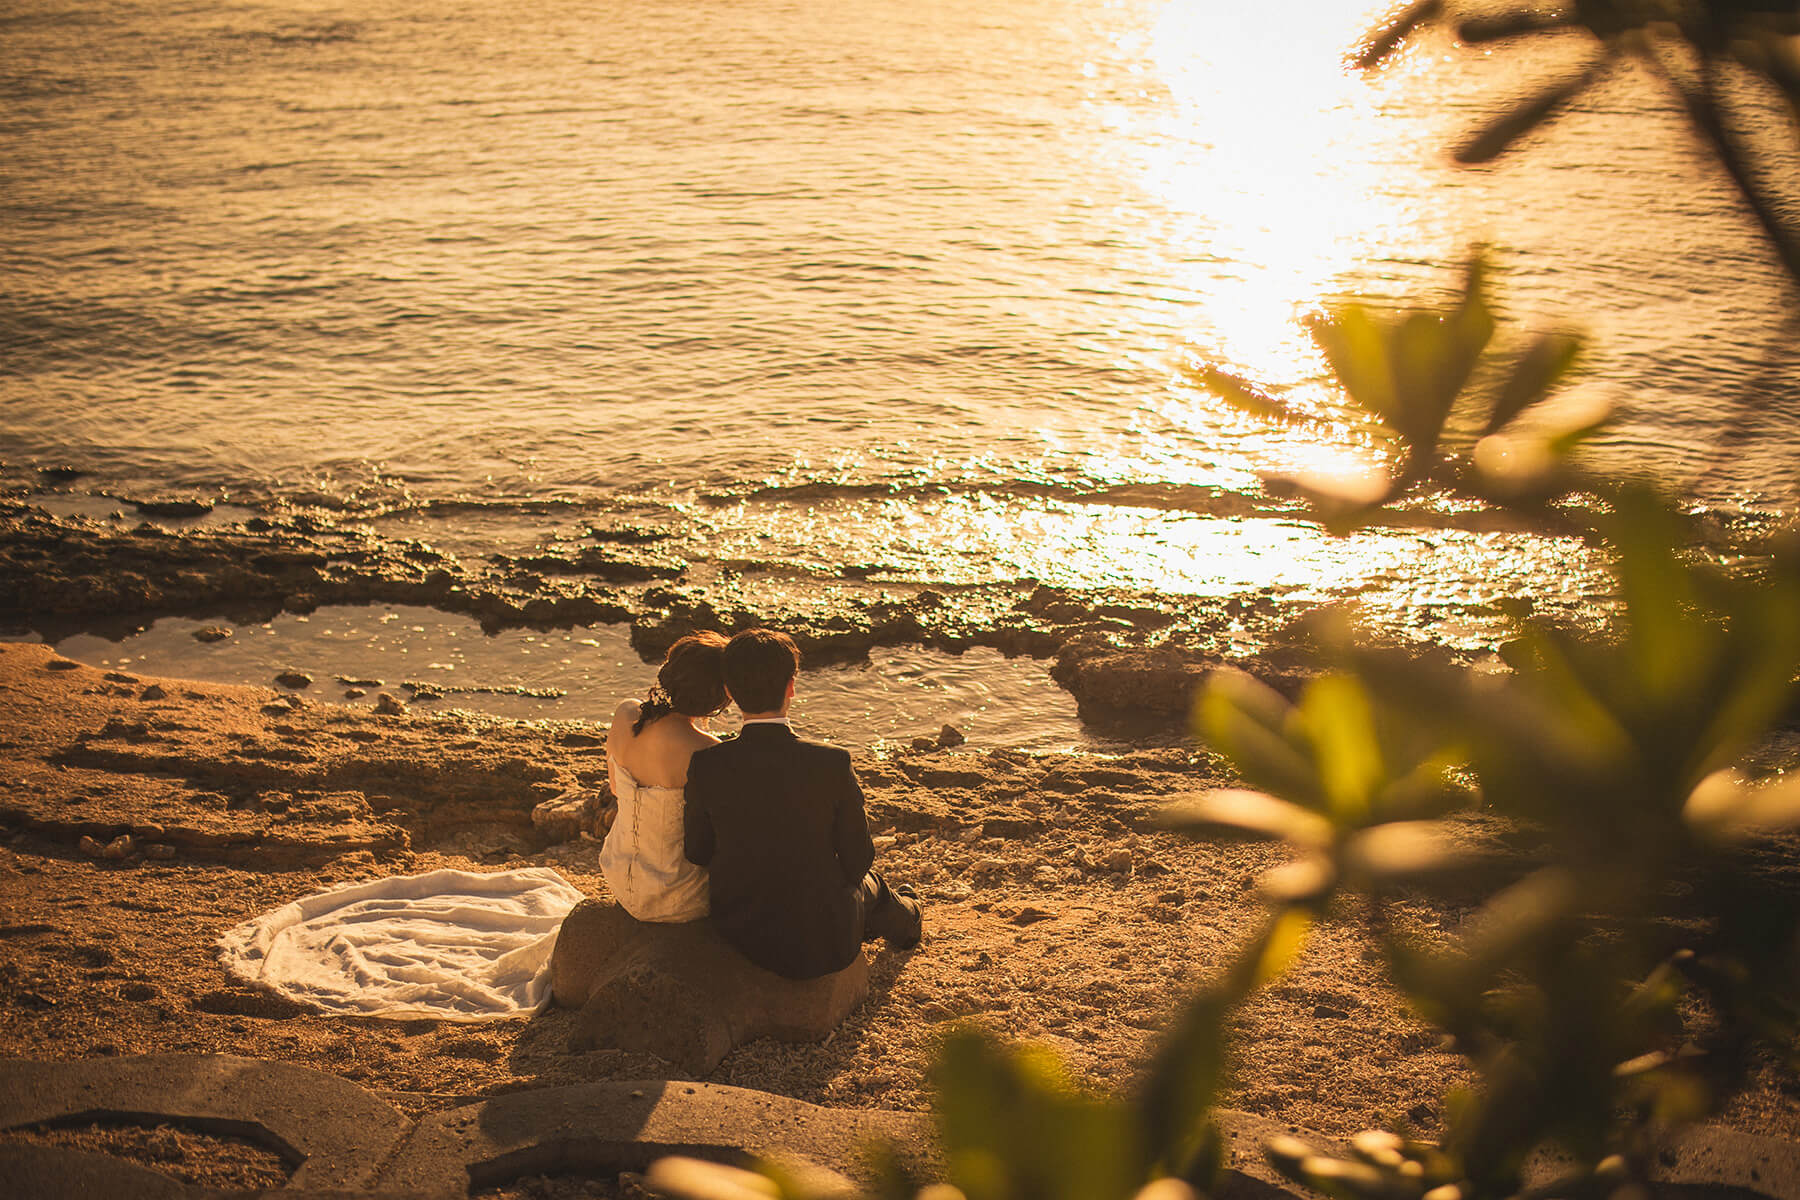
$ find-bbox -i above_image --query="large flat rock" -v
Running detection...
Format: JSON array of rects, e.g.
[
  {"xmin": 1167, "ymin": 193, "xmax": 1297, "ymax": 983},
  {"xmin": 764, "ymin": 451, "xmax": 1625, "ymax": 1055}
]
[
  {"xmin": 550, "ymin": 898, "xmax": 870, "ymax": 1073},
  {"xmin": 0, "ymin": 1053, "xmax": 409, "ymax": 1190},
  {"xmin": 0, "ymin": 1054, "xmax": 1794, "ymax": 1199},
  {"xmin": 380, "ymin": 1078, "xmax": 932, "ymax": 1197}
]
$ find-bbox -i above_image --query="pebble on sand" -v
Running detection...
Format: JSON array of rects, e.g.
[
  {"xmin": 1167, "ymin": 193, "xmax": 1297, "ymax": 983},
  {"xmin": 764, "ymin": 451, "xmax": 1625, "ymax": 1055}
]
[
  {"xmin": 275, "ymin": 671, "xmax": 314, "ymax": 690},
  {"xmin": 194, "ymin": 626, "xmax": 232, "ymax": 643}
]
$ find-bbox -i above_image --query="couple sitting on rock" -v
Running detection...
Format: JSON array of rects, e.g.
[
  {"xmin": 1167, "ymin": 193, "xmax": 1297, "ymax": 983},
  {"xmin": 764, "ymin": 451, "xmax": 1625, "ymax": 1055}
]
[{"xmin": 599, "ymin": 627, "xmax": 923, "ymax": 980}]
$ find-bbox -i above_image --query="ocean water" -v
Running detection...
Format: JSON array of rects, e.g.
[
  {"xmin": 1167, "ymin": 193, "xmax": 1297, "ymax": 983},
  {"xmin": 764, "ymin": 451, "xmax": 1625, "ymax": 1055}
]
[{"xmin": 4, "ymin": 0, "xmax": 1798, "ymax": 732}]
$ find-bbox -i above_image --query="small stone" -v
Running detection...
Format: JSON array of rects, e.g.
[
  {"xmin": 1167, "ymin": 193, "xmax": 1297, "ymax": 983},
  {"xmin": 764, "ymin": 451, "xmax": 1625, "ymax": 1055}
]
[
  {"xmin": 1406, "ymin": 1103, "xmax": 1436, "ymax": 1126},
  {"xmin": 1312, "ymin": 1005, "xmax": 1349, "ymax": 1020},
  {"xmin": 194, "ymin": 626, "xmax": 232, "ymax": 643},
  {"xmin": 78, "ymin": 835, "xmax": 105, "ymax": 858},
  {"xmin": 937, "ymin": 723, "xmax": 966, "ymax": 748},
  {"xmin": 344, "ymin": 688, "xmax": 367, "ymax": 699},
  {"xmin": 1100, "ymin": 848, "xmax": 1133, "ymax": 873},
  {"xmin": 1011, "ymin": 906, "xmax": 1053, "ymax": 926},
  {"xmin": 103, "ymin": 671, "xmax": 137, "ymax": 683},
  {"xmin": 140, "ymin": 684, "xmax": 168, "ymax": 700},
  {"xmin": 910, "ymin": 736, "xmax": 935, "ymax": 751},
  {"xmin": 133, "ymin": 498, "xmax": 212, "ymax": 518},
  {"xmin": 45, "ymin": 659, "xmax": 80, "ymax": 671},
  {"xmin": 275, "ymin": 670, "xmax": 313, "ymax": 690},
  {"xmin": 532, "ymin": 791, "xmax": 596, "ymax": 844},
  {"xmin": 100, "ymin": 834, "xmax": 134, "ymax": 860},
  {"xmin": 374, "ymin": 693, "xmax": 407, "ymax": 716}
]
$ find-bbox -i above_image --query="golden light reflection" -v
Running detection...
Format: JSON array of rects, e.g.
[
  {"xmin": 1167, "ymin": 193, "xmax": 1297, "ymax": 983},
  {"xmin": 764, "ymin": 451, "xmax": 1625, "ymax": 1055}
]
[{"xmin": 1137, "ymin": 1, "xmax": 1441, "ymax": 397}]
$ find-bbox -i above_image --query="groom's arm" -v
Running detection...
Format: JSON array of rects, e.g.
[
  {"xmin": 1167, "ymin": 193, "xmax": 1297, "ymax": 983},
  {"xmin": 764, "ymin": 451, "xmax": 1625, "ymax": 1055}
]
[
  {"xmin": 830, "ymin": 754, "xmax": 875, "ymax": 885},
  {"xmin": 684, "ymin": 756, "xmax": 716, "ymax": 867}
]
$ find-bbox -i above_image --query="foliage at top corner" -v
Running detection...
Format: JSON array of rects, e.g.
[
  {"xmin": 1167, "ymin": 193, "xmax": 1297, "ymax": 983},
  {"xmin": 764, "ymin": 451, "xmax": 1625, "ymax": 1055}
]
[{"xmin": 1358, "ymin": 0, "xmax": 1800, "ymax": 288}]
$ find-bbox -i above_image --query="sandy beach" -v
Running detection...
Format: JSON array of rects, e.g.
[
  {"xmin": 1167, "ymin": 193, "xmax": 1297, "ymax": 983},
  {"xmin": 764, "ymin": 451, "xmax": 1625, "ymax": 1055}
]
[{"xmin": 3, "ymin": 637, "xmax": 1796, "ymax": 1195}]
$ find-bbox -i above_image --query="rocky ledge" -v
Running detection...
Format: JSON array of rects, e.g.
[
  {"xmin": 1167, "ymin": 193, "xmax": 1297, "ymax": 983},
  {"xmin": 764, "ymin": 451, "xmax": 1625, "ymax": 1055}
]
[{"xmin": 0, "ymin": 502, "xmax": 1337, "ymax": 726}]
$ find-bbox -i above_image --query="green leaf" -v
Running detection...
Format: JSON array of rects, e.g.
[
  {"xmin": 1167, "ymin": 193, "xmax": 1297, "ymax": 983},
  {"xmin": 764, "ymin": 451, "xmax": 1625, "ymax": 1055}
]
[
  {"xmin": 1471, "ymin": 385, "xmax": 1610, "ymax": 496},
  {"xmin": 1308, "ymin": 306, "xmax": 1399, "ymax": 428},
  {"xmin": 1684, "ymin": 769, "xmax": 1800, "ymax": 841},
  {"xmin": 1159, "ymin": 788, "xmax": 1334, "ymax": 848},
  {"xmin": 1350, "ymin": 0, "xmax": 1444, "ymax": 70},
  {"xmin": 933, "ymin": 1030, "xmax": 1144, "ymax": 1200},
  {"xmin": 1136, "ymin": 990, "xmax": 1233, "ymax": 1181},
  {"xmin": 1293, "ymin": 1156, "xmax": 1390, "ymax": 1200},
  {"xmin": 1458, "ymin": 10, "xmax": 1573, "ymax": 42},
  {"xmin": 647, "ymin": 1158, "xmax": 783, "ymax": 1200},
  {"xmin": 1483, "ymin": 331, "xmax": 1583, "ymax": 436},
  {"xmin": 1342, "ymin": 820, "xmax": 1474, "ymax": 883},
  {"xmin": 1298, "ymin": 675, "xmax": 1385, "ymax": 824},
  {"xmin": 1189, "ymin": 364, "xmax": 1313, "ymax": 426},
  {"xmin": 1266, "ymin": 463, "xmax": 1394, "ymax": 533},
  {"xmin": 1456, "ymin": 867, "xmax": 1581, "ymax": 980},
  {"xmin": 1258, "ymin": 855, "xmax": 1338, "ymax": 905},
  {"xmin": 1454, "ymin": 56, "xmax": 1611, "ymax": 164},
  {"xmin": 1253, "ymin": 907, "xmax": 1315, "ymax": 986},
  {"xmin": 1194, "ymin": 673, "xmax": 1324, "ymax": 809},
  {"xmin": 1605, "ymin": 486, "xmax": 1710, "ymax": 701},
  {"xmin": 1137, "ymin": 911, "xmax": 1311, "ymax": 1175}
]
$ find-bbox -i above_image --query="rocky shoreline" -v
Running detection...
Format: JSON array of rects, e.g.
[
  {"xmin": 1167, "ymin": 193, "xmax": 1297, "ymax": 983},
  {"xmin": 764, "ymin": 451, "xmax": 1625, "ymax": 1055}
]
[{"xmin": 0, "ymin": 500, "xmax": 1364, "ymax": 731}]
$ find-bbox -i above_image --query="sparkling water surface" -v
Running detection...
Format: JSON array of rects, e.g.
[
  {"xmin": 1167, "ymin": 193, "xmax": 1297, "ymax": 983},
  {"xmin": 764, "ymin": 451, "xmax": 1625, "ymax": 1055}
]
[{"xmin": 5, "ymin": 0, "xmax": 1797, "ymax": 726}]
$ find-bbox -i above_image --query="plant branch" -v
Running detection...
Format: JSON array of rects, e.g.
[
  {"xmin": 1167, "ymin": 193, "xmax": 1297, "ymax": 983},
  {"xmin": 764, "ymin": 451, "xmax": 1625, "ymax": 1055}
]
[{"xmin": 1637, "ymin": 35, "xmax": 1800, "ymax": 292}]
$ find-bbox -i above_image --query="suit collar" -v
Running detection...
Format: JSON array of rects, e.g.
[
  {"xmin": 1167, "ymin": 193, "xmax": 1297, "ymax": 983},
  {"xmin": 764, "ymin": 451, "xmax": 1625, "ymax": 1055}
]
[{"xmin": 737, "ymin": 722, "xmax": 797, "ymax": 741}]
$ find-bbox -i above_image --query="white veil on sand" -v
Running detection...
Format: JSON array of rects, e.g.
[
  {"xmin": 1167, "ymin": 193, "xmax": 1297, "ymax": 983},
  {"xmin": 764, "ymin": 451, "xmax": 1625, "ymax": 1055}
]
[{"xmin": 218, "ymin": 867, "xmax": 585, "ymax": 1021}]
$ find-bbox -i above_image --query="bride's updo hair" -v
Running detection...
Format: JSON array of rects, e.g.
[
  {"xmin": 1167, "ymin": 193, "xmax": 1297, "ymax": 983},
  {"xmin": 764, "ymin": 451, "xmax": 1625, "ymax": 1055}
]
[{"xmin": 632, "ymin": 630, "xmax": 729, "ymax": 734}]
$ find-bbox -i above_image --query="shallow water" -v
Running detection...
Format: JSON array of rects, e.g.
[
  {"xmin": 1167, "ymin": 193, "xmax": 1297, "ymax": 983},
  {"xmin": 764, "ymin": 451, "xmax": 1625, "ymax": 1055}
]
[
  {"xmin": 42, "ymin": 605, "xmax": 1092, "ymax": 750},
  {"xmin": 5, "ymin": 0, "xmax": 1797, "ymax": 719}
]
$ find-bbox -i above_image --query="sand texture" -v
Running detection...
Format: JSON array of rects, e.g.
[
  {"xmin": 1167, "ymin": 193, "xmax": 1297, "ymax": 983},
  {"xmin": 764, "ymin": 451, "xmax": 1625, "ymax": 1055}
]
[{"xmin": 1, "ymin": 640, "xmax": 1794, "ymax": 1168}]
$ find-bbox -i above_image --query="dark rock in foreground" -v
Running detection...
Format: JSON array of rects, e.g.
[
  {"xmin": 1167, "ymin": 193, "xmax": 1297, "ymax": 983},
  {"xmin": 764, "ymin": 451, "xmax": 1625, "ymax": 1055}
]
[
  {"xmin": 550, "ymin": 899, "xmax": 871, "ymax": 1074},
  {"xmin": 2, "ymin": 1054, "xmax": 1791, "ymax": 1200}
]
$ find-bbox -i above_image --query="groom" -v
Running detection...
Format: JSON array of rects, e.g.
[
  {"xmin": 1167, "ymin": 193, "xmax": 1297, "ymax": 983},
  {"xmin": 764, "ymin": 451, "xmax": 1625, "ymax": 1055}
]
[{"xmin": 683, "ymin": 628, "xmax": 923, "ymax": 980}]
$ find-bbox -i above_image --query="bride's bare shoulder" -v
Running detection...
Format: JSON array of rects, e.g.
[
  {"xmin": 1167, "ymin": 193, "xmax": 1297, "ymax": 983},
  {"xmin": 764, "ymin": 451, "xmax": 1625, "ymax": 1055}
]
[{"xmin": 608, "ymin": 699, "xmax": 643, "ymax": 744}]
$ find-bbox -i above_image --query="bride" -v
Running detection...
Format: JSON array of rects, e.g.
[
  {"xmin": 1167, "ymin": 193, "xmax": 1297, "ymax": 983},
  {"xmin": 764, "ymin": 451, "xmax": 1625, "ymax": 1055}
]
[{"xmin": 600, "ymin": 631, "xmax": 728, "ymax": 922}]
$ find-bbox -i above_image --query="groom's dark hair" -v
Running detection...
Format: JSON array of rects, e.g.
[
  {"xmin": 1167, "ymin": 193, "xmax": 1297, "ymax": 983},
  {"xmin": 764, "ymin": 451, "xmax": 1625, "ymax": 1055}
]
[{"xmin": 722, "ymin": 628, "xmax": 800, "ymax": 714}]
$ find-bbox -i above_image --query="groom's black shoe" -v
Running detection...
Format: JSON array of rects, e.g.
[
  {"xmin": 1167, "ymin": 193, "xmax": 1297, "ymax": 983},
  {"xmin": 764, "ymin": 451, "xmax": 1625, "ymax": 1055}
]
[
  {"xmin": 885, "ymin": 884, "xmax": 923, "ymax": 951},
  {"xmin": 861, "ymin": 874, "xmax": 923, "ymax": 951}
]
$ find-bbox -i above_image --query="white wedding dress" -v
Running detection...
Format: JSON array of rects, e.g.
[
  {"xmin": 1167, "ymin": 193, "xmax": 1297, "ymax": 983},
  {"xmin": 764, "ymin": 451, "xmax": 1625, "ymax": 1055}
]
[
  {"xmin": 218, "ymin": 866, "xmax": 585, "ymax": 1021},
  {"xmin": 597, "ymin": 758, "xmax": 711, "ymax": 922}
]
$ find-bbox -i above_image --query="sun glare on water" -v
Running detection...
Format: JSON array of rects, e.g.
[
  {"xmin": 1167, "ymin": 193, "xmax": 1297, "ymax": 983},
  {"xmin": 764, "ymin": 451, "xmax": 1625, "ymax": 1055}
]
[
  {"xmin": 1140, "ymin": 0, "xmax": 1435, "ymax": 388},
  {"xmin": 996, "ymin": 3, "xmax": 1603, "ymax": 623}
]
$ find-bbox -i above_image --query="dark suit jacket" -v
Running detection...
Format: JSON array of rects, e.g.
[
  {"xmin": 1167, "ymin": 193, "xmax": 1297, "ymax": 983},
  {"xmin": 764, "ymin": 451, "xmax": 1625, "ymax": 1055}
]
[{"xmin": 683, "ymin": 722, "xmax": 874, "ymax": 980}]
